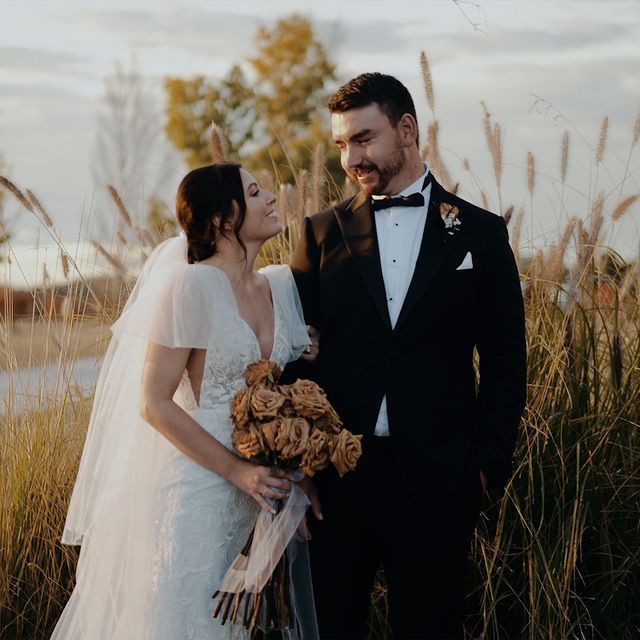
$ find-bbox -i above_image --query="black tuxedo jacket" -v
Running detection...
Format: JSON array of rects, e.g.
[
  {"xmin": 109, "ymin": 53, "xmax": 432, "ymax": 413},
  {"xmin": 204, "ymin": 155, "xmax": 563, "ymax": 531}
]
[{"xmin": 290, "ymin": 175, "xmax": 526, "ymax": 496}]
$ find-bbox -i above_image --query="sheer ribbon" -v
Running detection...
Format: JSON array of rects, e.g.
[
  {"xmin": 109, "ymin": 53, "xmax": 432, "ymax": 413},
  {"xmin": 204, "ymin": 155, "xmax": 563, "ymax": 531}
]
[{"xmin": 219, "ymin": 483, "xmax": 310, "ymax": 594}]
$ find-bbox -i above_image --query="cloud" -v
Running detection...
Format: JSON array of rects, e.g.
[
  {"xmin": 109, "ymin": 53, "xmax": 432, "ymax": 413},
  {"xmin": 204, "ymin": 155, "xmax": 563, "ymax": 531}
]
[
  {"xmin": 62, "ymin": 5, "xmax": 262, "ymax": 59},
  {"xmin": 0, "ymin": 46, "xmax": 88, "ymax": 73}
]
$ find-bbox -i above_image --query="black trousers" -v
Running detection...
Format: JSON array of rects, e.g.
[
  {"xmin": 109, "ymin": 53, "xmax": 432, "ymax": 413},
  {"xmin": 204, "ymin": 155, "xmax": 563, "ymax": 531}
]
[{"xmin": 309, "ymin": 437, "xmax": 483, "ymax": 640}]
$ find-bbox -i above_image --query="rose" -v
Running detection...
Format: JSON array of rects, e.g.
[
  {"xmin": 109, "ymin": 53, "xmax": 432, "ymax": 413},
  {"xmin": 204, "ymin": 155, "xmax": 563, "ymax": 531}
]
[
  {"xmin": 439, "ymin": 202, "xmax": 461, "ymax": 238},
  {"xmin": 286, "ymin": 379, "xmax": 331, "ymax": 419},
  {"xmin": 439, "ymin": 202, "xmax": 460, "ymax": 224},
  {"xmin": 250, "ymin": 385, "xmax": 286, "ymax": 420},
  {"xmin": 313, "ymin": 405, "xmax": 343, "ymax": 434},
  {"xmin": 230, "ymin": 387, "xmax": 251, "ymax": 428},
  {"xmin": 261, "ymin": 417, "xmax": 283, "ymax": 452},
  {"xmin": 232, "ymin": 424, "xmax": 264, "ymax": 459},
  {"xmin": 275, "ymin": 417, "xmax": 310, "ymax": 459},
  {"xmin": 301, "ymin": 430, "xmax": 332, "ymax": 477},
  {"xmin": 245, "ymin": 360, "xmax": 282, "ymax": 387},
  {"xmin": 276, "ymin": 386, "xmax": 297, "ymax": 416},
  {"xmin": 330, "ymin": 429, "xmax": 363, "ymax": 477}
]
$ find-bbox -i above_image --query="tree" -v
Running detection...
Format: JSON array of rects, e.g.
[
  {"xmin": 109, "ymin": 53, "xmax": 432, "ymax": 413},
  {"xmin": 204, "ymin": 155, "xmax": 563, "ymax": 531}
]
[
  {"xmin": 93, "ymin": 60, "xmax": 176, "ymax": 239},
  {"xmin": 164, "ymin": 15, "xmax": 341, "ymax": 186},
  {"xmin": 165, "ymin": 64, "xmax": 256, "ymax": 168},
  {"xmin": 248, "ymin": 14, "xmax": 337, "ymax": 181}
]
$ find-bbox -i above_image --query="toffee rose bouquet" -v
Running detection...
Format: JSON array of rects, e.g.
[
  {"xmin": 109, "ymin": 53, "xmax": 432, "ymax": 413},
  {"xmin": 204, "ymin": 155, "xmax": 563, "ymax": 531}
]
[{"xmin": 212, "ymin": 360, "xmax": 362, "ymax": 633}]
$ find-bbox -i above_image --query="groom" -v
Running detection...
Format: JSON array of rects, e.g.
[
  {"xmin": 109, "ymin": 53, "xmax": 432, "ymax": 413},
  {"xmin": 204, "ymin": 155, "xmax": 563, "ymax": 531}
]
[{"xmin": 291, "ymin": 73, "xmax": 526, "ymax": 639}]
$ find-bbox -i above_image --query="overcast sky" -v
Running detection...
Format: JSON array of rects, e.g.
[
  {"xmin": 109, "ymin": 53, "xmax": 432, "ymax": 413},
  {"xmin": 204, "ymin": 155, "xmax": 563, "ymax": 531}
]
[{"xmin": 1, "ymin": 0, "xmax": 639, "ymax": 285}]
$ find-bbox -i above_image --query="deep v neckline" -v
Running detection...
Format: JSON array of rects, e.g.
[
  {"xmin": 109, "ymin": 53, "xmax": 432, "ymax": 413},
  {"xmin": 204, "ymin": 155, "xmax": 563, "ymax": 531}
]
[{"xmin": 198, "ymin": 264, "xmax": 277, "ymax": 361}]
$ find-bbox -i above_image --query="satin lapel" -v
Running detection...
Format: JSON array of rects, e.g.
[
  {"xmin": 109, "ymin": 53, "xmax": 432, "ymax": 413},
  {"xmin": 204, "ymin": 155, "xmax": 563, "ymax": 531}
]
[
  {"xmin": 394, "ymin": 178, "xmax": 462, "ymax": 332},
  {"xmin": 334, "ymin": 192, "xmax": 392, "ymax": 331}
]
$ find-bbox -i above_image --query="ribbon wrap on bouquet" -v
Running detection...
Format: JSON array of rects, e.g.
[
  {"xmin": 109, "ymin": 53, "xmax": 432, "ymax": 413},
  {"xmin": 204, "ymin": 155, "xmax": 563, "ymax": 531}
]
[{"xmin": 218, "ymin": 482, "xmax": 310, "ymax": 594}]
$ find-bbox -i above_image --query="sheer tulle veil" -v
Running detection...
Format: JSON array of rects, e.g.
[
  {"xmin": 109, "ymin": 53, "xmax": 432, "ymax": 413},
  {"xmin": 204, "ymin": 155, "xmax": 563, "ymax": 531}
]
[{"xmin": 54, "ymin": 233, "xmax": 316, "ymax": 639}]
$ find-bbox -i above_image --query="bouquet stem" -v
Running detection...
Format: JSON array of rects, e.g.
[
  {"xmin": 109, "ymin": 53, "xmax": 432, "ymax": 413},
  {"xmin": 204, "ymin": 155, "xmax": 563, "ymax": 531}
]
[{"xmin": 212, "ymin": 500, "xmax": 293, "ymax": 634}]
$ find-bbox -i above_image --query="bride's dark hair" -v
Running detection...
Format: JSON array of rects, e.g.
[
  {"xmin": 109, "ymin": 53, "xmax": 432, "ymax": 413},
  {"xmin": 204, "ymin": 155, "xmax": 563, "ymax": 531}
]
[{"xmin": 176, "ymin": 163, "xmax": 247, "ymax": 264}]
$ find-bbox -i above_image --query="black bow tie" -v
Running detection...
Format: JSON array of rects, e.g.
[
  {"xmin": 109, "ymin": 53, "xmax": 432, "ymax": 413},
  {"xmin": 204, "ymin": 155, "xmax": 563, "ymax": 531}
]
[{"xmin": 370, "ymin": 191, "xmax": 425, "ymax": 212}]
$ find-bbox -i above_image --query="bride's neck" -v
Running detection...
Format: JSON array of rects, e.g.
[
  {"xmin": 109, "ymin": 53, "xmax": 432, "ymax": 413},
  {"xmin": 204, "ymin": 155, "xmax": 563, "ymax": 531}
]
[{"xmin": 201, "ymin": 238, "xmax": 261, "ymax": 286}]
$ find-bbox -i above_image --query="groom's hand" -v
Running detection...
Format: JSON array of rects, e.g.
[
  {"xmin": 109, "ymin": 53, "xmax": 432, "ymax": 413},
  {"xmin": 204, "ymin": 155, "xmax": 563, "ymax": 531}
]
[
  {"xmin": 298, "ymin": 475, "xmax": 323, "ymax": 514},
  {"xmin": 480, "ymin": 469, "xmax": 488, "ymax": 494},
  {"xmin": 296, "ymin": 477, "xmax": 322, "ymax": 541},
  {"xmin": 299, "ymin": 325, "xmax": 320, "ymax": 362}
]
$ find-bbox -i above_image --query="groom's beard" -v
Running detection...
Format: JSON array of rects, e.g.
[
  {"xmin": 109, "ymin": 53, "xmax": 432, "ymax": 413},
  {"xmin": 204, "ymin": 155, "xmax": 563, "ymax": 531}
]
[{"xmin": 348, "ymin": 136, "xmax": 405, "ymax": 196}]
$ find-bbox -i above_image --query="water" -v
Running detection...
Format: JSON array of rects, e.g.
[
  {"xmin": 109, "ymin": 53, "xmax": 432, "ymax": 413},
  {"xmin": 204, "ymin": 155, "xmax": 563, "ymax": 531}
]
[{"xmin": 0, "ymin": 356, "xmax": 102, "ymax": 416}]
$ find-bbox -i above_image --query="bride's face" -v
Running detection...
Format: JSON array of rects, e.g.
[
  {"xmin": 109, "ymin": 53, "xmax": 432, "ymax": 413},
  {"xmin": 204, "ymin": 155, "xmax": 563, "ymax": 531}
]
[{"xmin": 237, "ymin": 169, "xmax": 281, "ymax": 243}]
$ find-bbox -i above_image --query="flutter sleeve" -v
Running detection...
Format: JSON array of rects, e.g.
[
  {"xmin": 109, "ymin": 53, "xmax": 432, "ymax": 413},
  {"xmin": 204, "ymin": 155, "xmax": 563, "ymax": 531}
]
[{"xmin": 112, "ymin": 261, "xmax": 215, "ymax": 349}]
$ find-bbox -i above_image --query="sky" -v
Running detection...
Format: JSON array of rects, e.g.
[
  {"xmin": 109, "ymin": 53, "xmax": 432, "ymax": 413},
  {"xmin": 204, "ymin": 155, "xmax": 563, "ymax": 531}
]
[{"xmin": 1, "ymin": 0, "xmax": 639, "ymax": 286}]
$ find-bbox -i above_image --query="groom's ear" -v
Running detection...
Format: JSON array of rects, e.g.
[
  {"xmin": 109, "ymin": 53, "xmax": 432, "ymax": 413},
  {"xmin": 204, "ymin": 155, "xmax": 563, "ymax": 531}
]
[{"xmin": 397, "ymin": 113, "xmax": 419, "ymax": 148}]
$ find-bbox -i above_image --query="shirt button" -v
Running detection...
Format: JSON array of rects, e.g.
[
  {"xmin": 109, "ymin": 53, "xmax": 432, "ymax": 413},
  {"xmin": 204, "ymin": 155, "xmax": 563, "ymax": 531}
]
[
  {"xmin": 393, "ymin": 259, "xmax": 396, "ymax": 263},
  {"xmin": 389, "ymin": 297, "xmax": 393, "ymax": 301},
  {"xmin": 395, "ymin": 223, "xmax": 399, "ymax": 227}
]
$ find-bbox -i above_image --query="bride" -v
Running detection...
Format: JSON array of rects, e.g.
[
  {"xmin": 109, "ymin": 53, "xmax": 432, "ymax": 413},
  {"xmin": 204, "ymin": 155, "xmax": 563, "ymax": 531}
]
[{"xmin": 52, "ymin": 163, "xmax": 320, "ymax": 639}]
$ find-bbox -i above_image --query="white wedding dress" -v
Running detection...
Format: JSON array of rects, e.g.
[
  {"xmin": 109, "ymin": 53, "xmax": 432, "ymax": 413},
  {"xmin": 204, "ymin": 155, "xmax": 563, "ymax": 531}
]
[{"xmin": 51, "ymin": 235, "xmax": 316, "ymax": 639}]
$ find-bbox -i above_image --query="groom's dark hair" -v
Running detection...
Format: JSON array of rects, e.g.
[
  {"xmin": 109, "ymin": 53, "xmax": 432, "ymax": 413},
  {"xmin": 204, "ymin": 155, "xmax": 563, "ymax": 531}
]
[{"xmin": 328, "ymin": 73, "xmax": 420, "ymax": 146}]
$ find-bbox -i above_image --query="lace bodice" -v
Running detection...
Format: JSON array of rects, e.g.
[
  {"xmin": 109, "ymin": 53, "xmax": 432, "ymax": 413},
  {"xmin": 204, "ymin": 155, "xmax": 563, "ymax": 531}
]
[{"xmin": 175, "ymin": 264, "xmax": 300, "ymax": 414}]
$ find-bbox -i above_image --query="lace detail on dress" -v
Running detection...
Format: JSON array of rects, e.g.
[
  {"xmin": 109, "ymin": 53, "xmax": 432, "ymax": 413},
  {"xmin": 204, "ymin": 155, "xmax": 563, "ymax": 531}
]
[
  {"xmin": 197, "ymin": 291, "xmax": 290, "ymax": 411},
  {"xmin": 144, "ymin": 450, "xmax": 257, "ymax": 640}
]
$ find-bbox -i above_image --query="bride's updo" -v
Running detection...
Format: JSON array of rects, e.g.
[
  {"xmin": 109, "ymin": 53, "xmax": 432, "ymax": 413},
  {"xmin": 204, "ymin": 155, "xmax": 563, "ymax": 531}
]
[{"xmin": 176, "ymin": 163, "xmax": 247, "ymax": 264}]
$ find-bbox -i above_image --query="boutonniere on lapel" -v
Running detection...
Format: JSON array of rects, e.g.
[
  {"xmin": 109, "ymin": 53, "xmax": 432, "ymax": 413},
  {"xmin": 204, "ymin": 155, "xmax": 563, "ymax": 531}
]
[{"xmin": 439, "ymin": 202, "xmax": 461, "ymax": 242}]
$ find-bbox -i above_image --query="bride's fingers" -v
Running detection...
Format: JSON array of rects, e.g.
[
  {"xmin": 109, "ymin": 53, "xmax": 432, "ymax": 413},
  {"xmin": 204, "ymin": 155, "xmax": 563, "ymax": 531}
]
[
  {"xmin": 253, "ymin": 493, "xmax": 276, "ymax": 514},
  {"xmin": 262, "ymin": 487, "xmax": 288, "ymax": 500},
  {"xmin": 269, "ymin": 468, "xmax": 295, "ymax": 481},
  {"xmin": 264, "ymin": 477, "xmax": 291, "ymax": 493}
]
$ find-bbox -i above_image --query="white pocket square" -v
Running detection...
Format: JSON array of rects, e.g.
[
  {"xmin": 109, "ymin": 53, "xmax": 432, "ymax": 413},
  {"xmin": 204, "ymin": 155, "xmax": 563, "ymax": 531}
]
[{"xmin": 456, "ymin": 251, "xmax": 473, "ymax": 271}]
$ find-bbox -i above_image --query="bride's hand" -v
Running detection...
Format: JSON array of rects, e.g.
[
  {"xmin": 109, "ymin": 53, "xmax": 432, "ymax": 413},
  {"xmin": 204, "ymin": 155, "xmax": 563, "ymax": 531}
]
[{"xmin": 229, "ymin": 460, "xmax": 292, "ymax": 514}]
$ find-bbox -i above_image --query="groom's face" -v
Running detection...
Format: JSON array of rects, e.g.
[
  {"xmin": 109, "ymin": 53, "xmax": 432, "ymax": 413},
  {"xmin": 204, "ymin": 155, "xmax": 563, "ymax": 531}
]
[{"xmin": 331, "ymin": 103, "xmax": 406, "ymax": 196}]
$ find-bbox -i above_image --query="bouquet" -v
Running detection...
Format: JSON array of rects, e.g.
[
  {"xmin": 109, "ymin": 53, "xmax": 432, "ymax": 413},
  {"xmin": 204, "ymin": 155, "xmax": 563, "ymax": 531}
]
[{"xmin": 212, "ymin": 360, "xmax": 362, "ymax": 633}]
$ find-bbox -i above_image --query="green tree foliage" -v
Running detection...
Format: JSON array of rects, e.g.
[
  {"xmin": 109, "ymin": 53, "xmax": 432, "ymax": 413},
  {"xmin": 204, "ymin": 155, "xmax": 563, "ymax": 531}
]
[
  {"xmin": 164, "ymin": 15, "xmax": 342, "ymax": 188},
  {"xmin": 165, "ymin": 64, "xmax": 255, "ymax": 167}
]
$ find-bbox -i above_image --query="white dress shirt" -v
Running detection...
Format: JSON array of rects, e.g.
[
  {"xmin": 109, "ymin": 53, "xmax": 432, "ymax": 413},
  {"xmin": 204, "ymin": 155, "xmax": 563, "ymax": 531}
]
[{"xmin": 371, "ymin": 166, "xmax": 431, "ymax": 436}]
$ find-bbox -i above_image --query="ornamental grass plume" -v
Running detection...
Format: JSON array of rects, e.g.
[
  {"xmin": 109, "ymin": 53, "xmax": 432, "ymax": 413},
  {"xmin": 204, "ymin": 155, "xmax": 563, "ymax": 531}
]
[
  {"xmin": 561, "ymin": 130, "xmax": 570, "ymax": 183},
  {"xmin": 527, "ymin": 151, "xmax": 535, "ymax": 194},
  {"xmin": 107, "ymin": 184, "xmax": 133, "ymax": 229},
  {"xmin": 310, "ymin": 142, "xmax": 325, "ymax": 214},
  {"xmin": 209, "ymin": 121, "xmax": 228, "ymax": 164},
  {"xmin": 26, "ymin": 189, "xmax": 54, "ymax": 227},
  {"xmin": 420, "ymin": 51, "xmax": 435, "ymax": 116},
  {"xmin": 90, "ymin": 240, "xmax": 126, "ymax": 275},
  {"xmin": 595, "ymin": 116, "xmax": 608, "ymax": 163},
  {"xmin": 633, "ymin": 109, "xmax": 640, "ymax": 147},
  {"xmin": 611, "ymin": 194, "xmax": 639, "ymax": 221},
  {"xmin": 481, "ymin": 101, "xmax": 503, "ymax": 189},
  {"xmin": 296, "ymin": 168, "xmax": 309, "ymax": 219},
  {"xmin": 1, "ymin": 175, "xmax": 35, "ymax": 212}
]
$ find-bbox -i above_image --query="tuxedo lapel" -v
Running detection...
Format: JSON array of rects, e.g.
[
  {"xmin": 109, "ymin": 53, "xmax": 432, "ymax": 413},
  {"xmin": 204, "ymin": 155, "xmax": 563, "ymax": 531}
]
[
  {"xmin": 334, "ymin": 192, "xmax": 392, "ymax": 331},
  {"xmin": 394, "ymin": 178, "xmax": 462, "ymax": 332}
]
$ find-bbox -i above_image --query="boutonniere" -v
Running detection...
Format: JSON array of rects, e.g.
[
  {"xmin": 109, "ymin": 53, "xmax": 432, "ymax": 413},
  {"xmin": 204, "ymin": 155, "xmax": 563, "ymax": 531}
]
[{"xmin": 439, "ymin": 202, "xmax": 461, "ymax": 241}]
